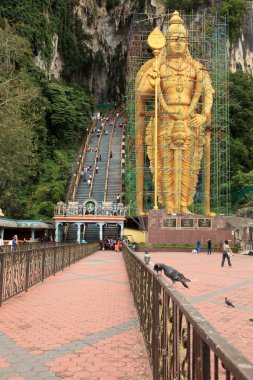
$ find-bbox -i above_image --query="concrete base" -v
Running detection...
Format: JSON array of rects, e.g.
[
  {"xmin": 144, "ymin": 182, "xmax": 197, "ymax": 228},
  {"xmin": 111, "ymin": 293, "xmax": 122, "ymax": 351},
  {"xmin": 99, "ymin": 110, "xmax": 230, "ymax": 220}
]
[{"xmin": 147, "ymin": 209, "xmax": 234, "ymax": 245}]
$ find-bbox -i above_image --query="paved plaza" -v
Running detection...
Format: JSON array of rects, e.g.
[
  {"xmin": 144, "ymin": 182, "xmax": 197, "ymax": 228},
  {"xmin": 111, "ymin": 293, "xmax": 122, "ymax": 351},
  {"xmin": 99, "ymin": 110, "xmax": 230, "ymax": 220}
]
[
  {"xmin": 0, "ymin": 249, "xmax": 253, "ymax": 379},
  {"xmin": 0, "ymin": 251, "xmax": 152, "ymax": 380},
  {"xmin": 148, "ymin": 250, "xmax": 253, "ymax": 364}
]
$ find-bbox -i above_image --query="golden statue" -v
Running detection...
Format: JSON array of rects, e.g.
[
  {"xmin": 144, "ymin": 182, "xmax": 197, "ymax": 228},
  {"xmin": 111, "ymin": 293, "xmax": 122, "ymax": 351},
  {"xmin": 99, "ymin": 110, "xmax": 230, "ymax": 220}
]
[{"xmin": 135, "ymin": 11, "xmax": 215, "ymax": 215}]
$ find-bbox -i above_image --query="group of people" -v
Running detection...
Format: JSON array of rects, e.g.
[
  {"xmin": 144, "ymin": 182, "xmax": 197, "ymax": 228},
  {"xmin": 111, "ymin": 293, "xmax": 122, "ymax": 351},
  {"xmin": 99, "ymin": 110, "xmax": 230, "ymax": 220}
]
[
  {"xmin": 99, "ymin": 238, "xmax": 122, "ymax": 252},
  {"xmin": 192, "ymin": 239, "xmax": 233, "ymax": 266}
]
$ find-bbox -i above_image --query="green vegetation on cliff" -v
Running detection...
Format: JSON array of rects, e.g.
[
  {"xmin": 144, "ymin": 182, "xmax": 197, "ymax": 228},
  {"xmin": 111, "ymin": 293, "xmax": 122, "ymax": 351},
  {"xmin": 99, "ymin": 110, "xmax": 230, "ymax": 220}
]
[
  {"xmin": 0, "ymin": 22, "xmax": 93, "ymax": 220},
  {"xmin": 0, "ymin": 0, "xmax": 92, "ymax": 80}
]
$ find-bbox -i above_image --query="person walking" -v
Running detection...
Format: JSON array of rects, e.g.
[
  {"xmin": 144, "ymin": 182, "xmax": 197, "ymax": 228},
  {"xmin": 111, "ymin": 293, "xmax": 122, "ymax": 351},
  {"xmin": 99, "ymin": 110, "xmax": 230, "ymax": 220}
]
[
  {"xmin": 11, "ymin": 235, "xmax": 19, "ymax": 251},
  {"xmin": 95, "ymin": 166, "xmax": 98, "ymax": 174},
  {"xmin": 221, "ymin": 240, "xmax": 233, "ymax": 267},
  {"xmin": 116, "ymin": 194, "xmax": 120, "ymax": 203},
  {"xmin": 110, "ymin": 151, "xmax": 113, "ymax": 158},
  {"xmin": 207, "ymin": 239, "xmax": 212, "ymax": 255},
  {"xmin": 196, "ymin": 240, "xmax": 201, "ymax": 254}
]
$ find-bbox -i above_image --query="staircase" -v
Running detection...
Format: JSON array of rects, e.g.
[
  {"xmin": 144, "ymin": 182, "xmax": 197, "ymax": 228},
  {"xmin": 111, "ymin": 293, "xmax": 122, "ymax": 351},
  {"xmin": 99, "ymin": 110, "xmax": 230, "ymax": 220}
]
[
  {"xmin": 91, "ymin": 124, "xmax": 113, "ymax": 201},
  {"xmin": 66, "ymin": 112, "xmax": 125, "ymax": 243},
  {"xmin": 106, "ymin": 116, "xmax": 124, "ymax": 202},
  {"xmin": 103, "ymin": 224, "xmax": 120, "ymax": 239}
]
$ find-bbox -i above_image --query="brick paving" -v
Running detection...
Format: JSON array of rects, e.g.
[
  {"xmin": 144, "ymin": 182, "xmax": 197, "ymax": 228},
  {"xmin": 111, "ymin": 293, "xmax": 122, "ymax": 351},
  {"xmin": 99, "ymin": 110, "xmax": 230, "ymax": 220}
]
[
  {"xmin": 148, "ymin": 250, "xmax": 253, "ymax": 364},
  {"xmin": 0, "ymin": 251, "xmax": 152, "ymax": 380}
]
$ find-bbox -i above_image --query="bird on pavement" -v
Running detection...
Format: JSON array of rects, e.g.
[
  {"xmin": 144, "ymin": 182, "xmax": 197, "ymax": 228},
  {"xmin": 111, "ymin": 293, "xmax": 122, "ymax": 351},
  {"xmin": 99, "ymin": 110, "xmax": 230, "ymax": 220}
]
[
  {"xmin": 249, "ymin": 318, "xmax": 253, "ymax": 322},
  {"xmin": 153, "ymin": 263, "xmax": 191, "ymax": 288},
  {"xmin": 225, "ymin": 297, "xmax": 235, "ymax": 308}
]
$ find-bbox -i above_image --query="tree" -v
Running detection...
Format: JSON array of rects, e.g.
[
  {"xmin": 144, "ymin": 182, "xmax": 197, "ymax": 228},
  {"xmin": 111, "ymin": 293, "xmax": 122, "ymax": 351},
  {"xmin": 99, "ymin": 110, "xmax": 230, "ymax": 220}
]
[{"xmin": 0, "ymin": 26, "xmax": 39, "ymax": 215}]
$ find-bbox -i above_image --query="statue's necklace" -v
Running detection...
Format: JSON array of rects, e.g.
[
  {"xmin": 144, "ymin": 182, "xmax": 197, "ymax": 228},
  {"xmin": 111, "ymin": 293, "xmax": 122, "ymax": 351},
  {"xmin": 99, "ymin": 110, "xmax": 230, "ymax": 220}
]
[{"xmin": 167, "ymin": 62, "xmax": 187, "ymax": 93}]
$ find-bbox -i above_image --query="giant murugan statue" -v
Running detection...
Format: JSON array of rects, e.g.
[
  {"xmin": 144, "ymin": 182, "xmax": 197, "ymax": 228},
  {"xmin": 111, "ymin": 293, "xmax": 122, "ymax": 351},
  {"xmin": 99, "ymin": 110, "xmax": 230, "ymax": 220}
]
[{"xmin": 135, "ymin": 11, "xmax": 214, "ymax": 215}]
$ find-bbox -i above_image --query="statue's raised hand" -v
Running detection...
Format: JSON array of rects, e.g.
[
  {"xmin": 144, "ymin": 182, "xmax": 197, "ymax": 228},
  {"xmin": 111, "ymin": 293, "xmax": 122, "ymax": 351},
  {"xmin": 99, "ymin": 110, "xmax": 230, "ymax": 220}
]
[{"xmin": 190, "ymin": 114, "xmax": 207, "ymax": 127}]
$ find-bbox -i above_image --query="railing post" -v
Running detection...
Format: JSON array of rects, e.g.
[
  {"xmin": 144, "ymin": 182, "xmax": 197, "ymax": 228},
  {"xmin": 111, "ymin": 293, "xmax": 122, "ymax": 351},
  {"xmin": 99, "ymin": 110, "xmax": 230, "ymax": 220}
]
[
  {"xmin": 25, "ymin": 252, "xmax": 30, "ymax": 292},
  {"xmin": 152, "ymin": 278, "xmax": 160, "ymax": 380},
  {"xmin": 0, "ymin": 254, "xmax": 4, "ymax": 307},
  {"xmin": 42, "ymin": 249, "xmax": 45, "ymax": 282},
  {"xmin": 62, "ymin": 247, "xmax": 65, "ymax": 271},
  {"xmin": 53, "ymin": 248, "xmax": 56, "ymax": 276}
]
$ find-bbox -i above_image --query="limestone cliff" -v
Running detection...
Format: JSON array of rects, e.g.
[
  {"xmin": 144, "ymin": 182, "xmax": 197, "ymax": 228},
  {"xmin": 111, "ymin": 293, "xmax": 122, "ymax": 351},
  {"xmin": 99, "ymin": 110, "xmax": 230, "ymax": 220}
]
[{"xmin": 38, "ymin": 0, "xmax": 253, "ymax": 101}]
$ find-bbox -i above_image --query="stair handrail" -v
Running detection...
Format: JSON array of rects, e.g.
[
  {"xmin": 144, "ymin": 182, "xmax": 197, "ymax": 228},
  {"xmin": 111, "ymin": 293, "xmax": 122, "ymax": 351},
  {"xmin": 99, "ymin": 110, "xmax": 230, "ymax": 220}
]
[
  {"xmin": 119, "ymin": 119, "xmax": 126, "ymax": 203},
  {"xmin": 67, "ymin": 119, "xmax": 95, "ymax": 202},
  {"xmin": 89, "ymin": 121, "xmax": 106, "ymax": 197},
  {"xmin": 103, "ymin": 118, "xmax": 116, "ymax": 201}
]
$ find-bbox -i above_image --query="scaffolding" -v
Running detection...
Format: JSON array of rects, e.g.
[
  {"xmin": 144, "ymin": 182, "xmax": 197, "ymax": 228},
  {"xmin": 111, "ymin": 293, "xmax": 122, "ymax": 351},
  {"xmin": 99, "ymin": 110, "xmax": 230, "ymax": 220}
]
[{"xmin": 125, "ymin": 11, "xmax": 230, "ymax": 216}]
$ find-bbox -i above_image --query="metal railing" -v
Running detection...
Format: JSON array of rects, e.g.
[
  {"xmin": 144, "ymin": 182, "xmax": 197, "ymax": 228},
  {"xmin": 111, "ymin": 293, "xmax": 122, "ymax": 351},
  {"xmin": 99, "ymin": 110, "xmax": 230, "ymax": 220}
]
[
  {"xmin": 0, "ymin": 242, "xmax": 58, "ymax": 253},
  {"xmin": 0, "ymin": 242, "xmax": 99, "ymax": 306},
  {"xmin": 122, "ymin": 245, "xmax": 253, "ymax": 380}
]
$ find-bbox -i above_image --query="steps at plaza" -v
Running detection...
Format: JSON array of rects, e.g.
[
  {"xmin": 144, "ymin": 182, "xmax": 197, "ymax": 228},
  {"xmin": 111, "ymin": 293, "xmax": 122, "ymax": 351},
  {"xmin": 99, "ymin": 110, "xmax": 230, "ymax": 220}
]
[
  {"xmin": 103, "ymin": 223, "xmax": 120, "ymax": 239},
  {"xmin": 85, "ymin": 223, "xmax": 99, "ymax": 242},
  {"xmin": 66, "ymin": 224, "xmax": 78, "ymax": 242}
]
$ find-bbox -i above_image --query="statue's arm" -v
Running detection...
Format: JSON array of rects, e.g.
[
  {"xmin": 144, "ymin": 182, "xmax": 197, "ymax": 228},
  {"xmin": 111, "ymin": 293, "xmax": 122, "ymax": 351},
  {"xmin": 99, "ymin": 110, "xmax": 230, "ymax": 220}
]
[
  {"xmin": 190, "ymin": 65, "xmax": 215, "ymax": 128},
  {"xmin": 202, "ymin": 69, "xmax": 215, "ymax": 120}
]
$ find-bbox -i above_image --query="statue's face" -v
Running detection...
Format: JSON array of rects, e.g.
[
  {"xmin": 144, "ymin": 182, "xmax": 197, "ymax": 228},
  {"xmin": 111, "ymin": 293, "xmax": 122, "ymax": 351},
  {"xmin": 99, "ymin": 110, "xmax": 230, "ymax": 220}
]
[{"xmin": 168, "ymin": 33, "xmax": 187, "ymax": 55}]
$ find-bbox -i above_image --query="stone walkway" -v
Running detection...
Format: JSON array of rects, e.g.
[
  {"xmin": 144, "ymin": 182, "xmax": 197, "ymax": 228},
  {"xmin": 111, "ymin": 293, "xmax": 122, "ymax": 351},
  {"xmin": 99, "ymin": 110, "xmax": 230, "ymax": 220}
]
[
  {"xmin": 148, "ymin": 250, "xmax": 253, "ymax": 364},
  {"xmin": 0, "ymin": 251, "xmax": 152, "ymax": 380}
]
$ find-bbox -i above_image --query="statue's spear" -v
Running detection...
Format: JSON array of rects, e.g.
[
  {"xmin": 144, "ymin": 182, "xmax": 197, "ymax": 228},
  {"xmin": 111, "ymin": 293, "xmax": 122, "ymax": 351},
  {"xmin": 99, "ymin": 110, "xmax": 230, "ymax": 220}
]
[{"xmin": 147, "ymin": 27, "xmax": 166, "ymax": 210}]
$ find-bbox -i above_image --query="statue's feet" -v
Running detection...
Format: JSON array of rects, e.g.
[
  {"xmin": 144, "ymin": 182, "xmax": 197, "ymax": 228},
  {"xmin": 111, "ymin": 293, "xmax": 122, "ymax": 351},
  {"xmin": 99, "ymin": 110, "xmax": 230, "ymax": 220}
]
[
  {"xmin": 181, "ymin": 207, "xmax": 193, "ymax": 214},
  {"xmin": 206, "ymin": 211, "xmax": 216, "ymax": 217}
]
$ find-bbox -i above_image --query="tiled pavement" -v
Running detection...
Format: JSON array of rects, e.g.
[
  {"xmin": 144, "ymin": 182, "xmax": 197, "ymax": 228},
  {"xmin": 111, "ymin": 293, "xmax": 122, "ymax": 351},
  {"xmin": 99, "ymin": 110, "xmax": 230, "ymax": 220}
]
[
  {"xmin": 1, "ymin": 250, "xmax": 253, "ymax": 380},
  {"xmin": 147, "ymin": 251, "xmax": 253, "ymax": 364},
  {"xmin": 0, "ymin": 251, "xmax": 152, "ymax": 380}
]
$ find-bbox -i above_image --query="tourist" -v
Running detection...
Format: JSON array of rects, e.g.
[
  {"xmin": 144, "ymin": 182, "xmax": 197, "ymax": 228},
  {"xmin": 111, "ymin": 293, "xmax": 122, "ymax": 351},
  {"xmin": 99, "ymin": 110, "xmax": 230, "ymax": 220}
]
[
  {"xmin": 114, "ymin": 240, "xmax": 120, "ymax": 253},
  {"xmin": 11, "ymin": 235, "xmax": 18, "ymax": 251},
  {"xmin": 196, "ymin": 240, "xmax": 201, "ymax": 254},
  {"xmin": 96, "ymin": 166, "xmax": 98, "ymax": 174},
  {"xmin": 110, "ymin": 151, "xmax": 113, "ymax": 158},
  {"xmin": 116, "ymin": 194, "xmax": 120, "ymax": 203},
  {"xmin": 207, "ymin": 239, "xmax": 212, "ymax": 255},
  {"xmin": 221, "ymin": 240, "xmax": 233, "ymax": 267},
  {"xmin": 99, "ymin": 154, "xmax": 102, "ymax": 161},
  {"xmin": 87, "ymin": 179, "xmax": 91, "ymax": 186}
]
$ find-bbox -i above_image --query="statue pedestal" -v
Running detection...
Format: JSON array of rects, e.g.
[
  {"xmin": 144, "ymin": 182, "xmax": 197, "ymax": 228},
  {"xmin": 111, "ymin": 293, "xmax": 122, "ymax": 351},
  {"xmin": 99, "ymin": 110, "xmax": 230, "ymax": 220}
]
[{"xmin": 147, "ymin": 209, "xmax": 234, "ymax": 245}]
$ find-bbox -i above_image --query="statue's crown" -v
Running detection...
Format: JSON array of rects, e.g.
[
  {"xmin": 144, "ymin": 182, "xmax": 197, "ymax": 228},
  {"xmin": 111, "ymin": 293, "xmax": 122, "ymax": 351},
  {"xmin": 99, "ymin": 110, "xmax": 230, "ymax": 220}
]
[
  {"xmin": 168, "ymin": 10, "xmax": 187, "ymax": 36},
  {"xmin": 169, "ymin": 11, "xmax": 184, "ymax": 26}
]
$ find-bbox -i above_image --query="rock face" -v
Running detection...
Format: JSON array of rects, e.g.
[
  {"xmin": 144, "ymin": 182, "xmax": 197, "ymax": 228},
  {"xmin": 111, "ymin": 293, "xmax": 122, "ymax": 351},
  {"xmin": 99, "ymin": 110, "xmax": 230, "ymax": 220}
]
[
  {"xmin": 34, "ymin": 0, "xmax": 253, "ymax": 100},
  {"xmin": 34, "ymin": 34, "xmax": 63, "ymax": 79},
  {"xmin": 231, "ymin": 1, "xmax": 253, "ymax": 73}
]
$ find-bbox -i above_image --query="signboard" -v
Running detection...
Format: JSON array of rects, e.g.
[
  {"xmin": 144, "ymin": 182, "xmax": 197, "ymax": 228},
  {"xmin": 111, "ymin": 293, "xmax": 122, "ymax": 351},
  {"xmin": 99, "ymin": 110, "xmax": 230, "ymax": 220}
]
[
  {"xmin": 181, "ymin": 219, "xmax": 194, "ymax": 228},
  {"xmin": 163, "ymin": 218, "xmax": 176, "ymax": 228},
  {"xmin": 198, "ymin": 219, "xmax": 211, "ymax": 228}
]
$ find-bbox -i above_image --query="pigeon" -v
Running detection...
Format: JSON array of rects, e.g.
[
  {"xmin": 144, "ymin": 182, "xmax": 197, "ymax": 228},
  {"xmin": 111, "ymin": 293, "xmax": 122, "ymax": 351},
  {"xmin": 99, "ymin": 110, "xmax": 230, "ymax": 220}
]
[
  {"xmin": 153, "ymin": 263, "xmax": 191, "ymax": 288},
  {"xmin": 249, "ymin": 319, "xmax": 253, "ymax": 322},
  {"xmin": 225, "ymin": 297, "xmax": 235, "ymax": 308}
]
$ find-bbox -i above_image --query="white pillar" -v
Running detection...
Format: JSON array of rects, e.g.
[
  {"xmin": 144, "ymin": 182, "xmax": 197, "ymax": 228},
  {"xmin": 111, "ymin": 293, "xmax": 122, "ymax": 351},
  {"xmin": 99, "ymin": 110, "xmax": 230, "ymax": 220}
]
[
  {"xmin": 76, "ymin": 223, "xmax": 82, "ymax": 243},
  {"xmin": 55, "ymin": 222, "xmax": 60, "ymax": 242},
  {"xmin": 98, "ymin": 223, "xmax": 105, "ymax": 240},
  {"xmin": 55, "ymin": 223, "xmax": 63, "ymax": 242},
  {"xmin": 31, "ymin": 229, "xmax": 35, "ymax": 241},
  {"xmin": 119, "ymin": 223, "xmax": 124, "ymax": 239}
]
